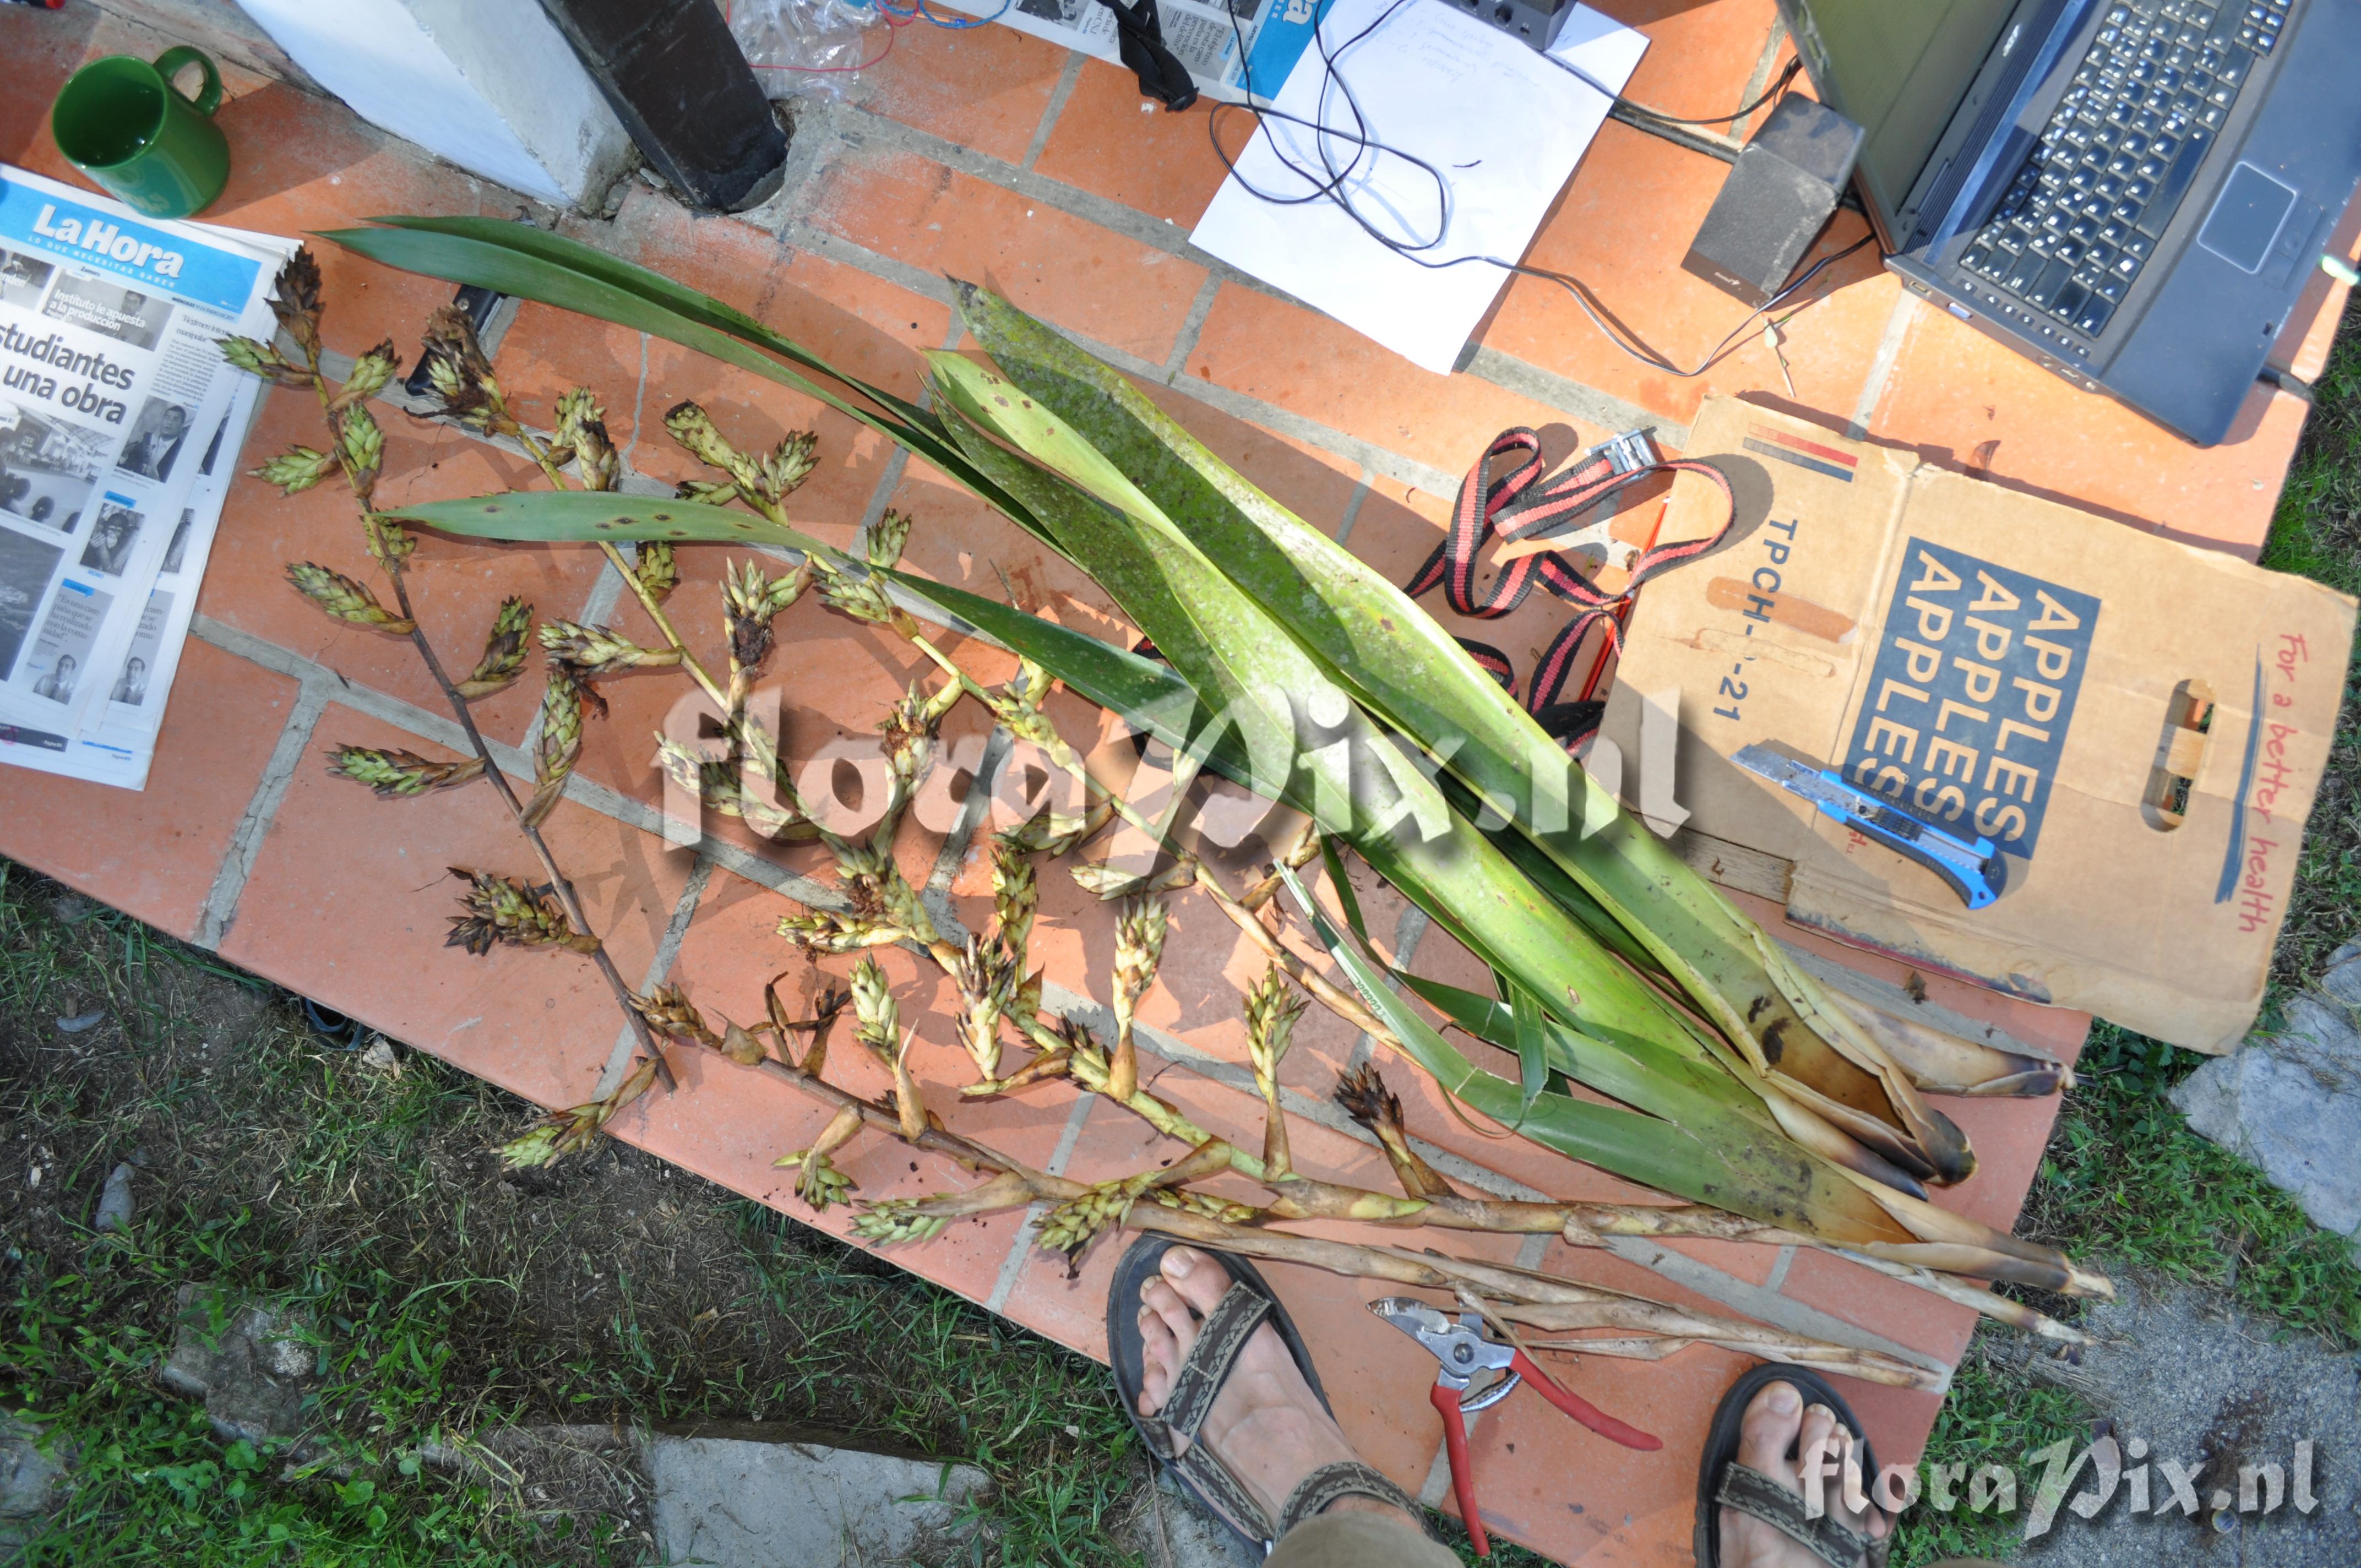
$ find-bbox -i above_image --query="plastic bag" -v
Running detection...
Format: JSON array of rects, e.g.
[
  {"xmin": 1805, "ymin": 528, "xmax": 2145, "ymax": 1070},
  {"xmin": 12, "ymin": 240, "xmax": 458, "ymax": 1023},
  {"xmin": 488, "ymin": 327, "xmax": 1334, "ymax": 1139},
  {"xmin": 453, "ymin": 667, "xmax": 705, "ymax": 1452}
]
[{"xmin": 726, "ymin": 0, "xmax": 883, "ymax": 97}]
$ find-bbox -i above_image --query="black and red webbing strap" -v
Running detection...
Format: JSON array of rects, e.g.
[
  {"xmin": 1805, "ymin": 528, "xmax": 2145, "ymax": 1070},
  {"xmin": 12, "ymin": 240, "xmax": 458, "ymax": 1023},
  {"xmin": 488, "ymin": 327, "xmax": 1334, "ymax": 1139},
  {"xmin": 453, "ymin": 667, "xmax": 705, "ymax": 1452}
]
[{"xmin": 1405, "ymin": 427, "xmax": 1736, "ymax": 751}]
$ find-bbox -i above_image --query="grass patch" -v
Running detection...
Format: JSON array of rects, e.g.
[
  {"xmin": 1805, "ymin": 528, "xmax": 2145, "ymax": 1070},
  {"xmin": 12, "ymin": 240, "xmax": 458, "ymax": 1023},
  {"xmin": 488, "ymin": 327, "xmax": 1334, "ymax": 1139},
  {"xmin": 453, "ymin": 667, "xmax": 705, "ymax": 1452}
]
[
  {"xmin": 0, "ymin": 860, "xmax": 1144, "ymax": 1565},
  {"xmin": 2257, "ymin": 313, "xmax": 2361, "ymax": 989},
  {"xmin": 2023, "ymin": 1024, "xmax": 2361, "ymax": 1343}
]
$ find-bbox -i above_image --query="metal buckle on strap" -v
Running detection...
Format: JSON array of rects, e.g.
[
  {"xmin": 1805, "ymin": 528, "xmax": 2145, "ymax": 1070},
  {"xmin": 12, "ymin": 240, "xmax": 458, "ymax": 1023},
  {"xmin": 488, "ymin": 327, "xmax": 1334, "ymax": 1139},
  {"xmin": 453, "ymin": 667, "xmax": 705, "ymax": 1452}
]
[{"xmin": 1587, "ymin": 428, "xmax": 1658, "ymax": 476}]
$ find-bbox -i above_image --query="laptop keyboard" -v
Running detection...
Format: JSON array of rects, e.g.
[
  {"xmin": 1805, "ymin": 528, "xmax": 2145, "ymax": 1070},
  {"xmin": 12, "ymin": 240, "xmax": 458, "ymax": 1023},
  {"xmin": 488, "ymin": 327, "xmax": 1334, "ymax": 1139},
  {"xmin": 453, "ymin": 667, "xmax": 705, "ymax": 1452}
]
[{"xmin": 1957, "ymin": 0, "xmax": 2284, "ymax": 342}]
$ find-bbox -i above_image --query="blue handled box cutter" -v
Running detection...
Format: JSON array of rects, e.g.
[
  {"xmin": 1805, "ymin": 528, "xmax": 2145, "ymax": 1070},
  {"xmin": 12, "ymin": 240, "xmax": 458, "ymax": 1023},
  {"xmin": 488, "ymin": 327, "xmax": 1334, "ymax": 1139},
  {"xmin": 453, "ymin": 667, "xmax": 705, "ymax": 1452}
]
[{"xmin": 1732, "ymin": 744, "xmax": 2008, "ymax": 910}]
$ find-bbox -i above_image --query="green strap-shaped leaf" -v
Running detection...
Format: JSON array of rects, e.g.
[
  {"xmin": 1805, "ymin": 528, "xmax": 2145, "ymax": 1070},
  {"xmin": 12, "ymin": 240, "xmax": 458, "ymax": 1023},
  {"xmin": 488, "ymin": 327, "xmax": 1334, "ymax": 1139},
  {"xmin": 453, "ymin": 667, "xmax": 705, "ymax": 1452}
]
[
  {"xmin": 1397, "ymin": 971, "xmax": 1776, "ymax": 1135},
  {"xmin": 365, "ymin": 215, "xmax": 938, "ymax": 422},
  {"xmin": 319, "ymin": 223, "xmax": 1033, "ymax": 538},
  {"xmin": 385, "ymin": 491, "xmax": 829, "ymax": 550},
  {"xmin": 1274, "ymin": 869, "xmax": 1898, "ymax": 1244},
  {"xmin": 927, "ymin": 349, "xmax": 1717, "ymax": 1064},
  {"xmin": 950, "ymin": 284, "xmax": 1954, "ymax": 1174},
  {"xmin": 912, "ymin": 393, "xmax": 1916, "ymax": 1240},
  {"xmin": 1317, "ymin": 832, "xmax": 1367, "ymax": 953},
  {"xmin": 1510, "ymin": 980, "xmax": 1548, "ymax": 1124}
]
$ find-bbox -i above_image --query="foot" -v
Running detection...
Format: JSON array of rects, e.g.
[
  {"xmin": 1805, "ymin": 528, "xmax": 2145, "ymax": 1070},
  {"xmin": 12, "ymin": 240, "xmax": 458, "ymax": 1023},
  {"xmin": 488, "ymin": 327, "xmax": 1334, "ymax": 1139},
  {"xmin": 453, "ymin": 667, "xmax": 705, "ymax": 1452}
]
[
  {"xmin": 1136, "ymin": 1245, "xmax": 1418, "ymax": 1537},
  {"xmin": 1718, "ymin": 1380, "xmax": 1891, "ymax": 1567}
]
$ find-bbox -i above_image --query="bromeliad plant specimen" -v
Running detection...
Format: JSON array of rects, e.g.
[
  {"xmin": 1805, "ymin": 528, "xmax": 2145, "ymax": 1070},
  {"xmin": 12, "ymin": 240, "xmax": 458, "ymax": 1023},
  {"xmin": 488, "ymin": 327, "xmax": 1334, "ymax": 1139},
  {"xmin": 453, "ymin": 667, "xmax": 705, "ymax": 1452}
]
[{"xmin": 232, "ymin": 232, "xmax": 2101, "ymax": 1385}]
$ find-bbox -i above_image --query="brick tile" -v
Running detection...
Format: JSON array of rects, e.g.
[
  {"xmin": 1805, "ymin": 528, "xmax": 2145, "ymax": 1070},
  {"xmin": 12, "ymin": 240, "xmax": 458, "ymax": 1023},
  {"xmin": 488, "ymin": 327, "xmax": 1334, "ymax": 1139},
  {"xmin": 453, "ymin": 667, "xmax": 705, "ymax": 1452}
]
[
  {"xmin": 1598, "ymin": 0, "xmax": 1783, "ymax": 122},
  {"xmin": 558, "ymin": 190, "xmax": 958, "ymax": 406},
  {"xmin": 482, "ymin": 312, "xmax": 652, "ymax": 459},
  {"xmin": 807, "ymin": 149, "xmax": 1209, "ymax": 363},
  {"xmin": 2275, "ymin": 271, "xmax": 2353, "ymax": 387},
  {"xmin": 1446, "ymin": 1338, "xmax": 1751, "ymax": 1559},
  {"xmin": 217, "ymin": 702, "xmax": 692, "ymax": 1113},
  {"xmin": 1479, "ymin": 123, "xmax": 1897, "ymax": 428},
  {"xmin": 194, "ymin": 389, "xmax": 606, "ymax": 738},
  {"xmin": 1865, "ymin": 296, "xmax": 2314, "ymax": 558},
  {"xmin": 630, "ymin": 864, "xmax": 1073, "ymax": 1307},
  {"xmin": 1188, "ymin": 284, "xmax": 1613, "ymax": 480},
  {"xmin": 0, "ymin": 639, "xmax": 297, "ymax": 941},
  {"xmin": 0, "ymin": 8, "xmax": 101, "ymax": 161},
  {"xmin": 1832, "ymin": 1378, "xmax": 1946, "ymax": 1473},
  {"xmin": 1778, "ymin": 1243, "xmax": 1982, "ymax": 1366},
  {"xmin": 623, "ymin": 341, "xmax": 899, "ymax": 525},
  {"xmin": 1033, "ymin": 58, "xmax": 1244, "ymax": 227},
  {"xmin": 848, "ymin": 17, "xmax": 1071, "ymax": 165}
]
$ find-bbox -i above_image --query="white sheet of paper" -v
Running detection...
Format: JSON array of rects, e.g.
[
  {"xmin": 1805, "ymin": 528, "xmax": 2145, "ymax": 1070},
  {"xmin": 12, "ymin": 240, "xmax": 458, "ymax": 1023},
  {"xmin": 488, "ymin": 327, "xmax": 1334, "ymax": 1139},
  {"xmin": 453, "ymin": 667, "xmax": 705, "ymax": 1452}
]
[{"xmin": 1189, "ymin": 0, "xmax": 1646, "ymax": 374}]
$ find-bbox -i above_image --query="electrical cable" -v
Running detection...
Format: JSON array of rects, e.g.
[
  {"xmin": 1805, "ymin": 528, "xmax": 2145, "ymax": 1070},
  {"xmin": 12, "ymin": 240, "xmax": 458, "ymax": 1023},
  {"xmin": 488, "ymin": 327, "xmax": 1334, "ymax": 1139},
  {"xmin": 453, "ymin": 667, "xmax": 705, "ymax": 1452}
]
[
  {"xmin": 1208, "ymin": 0, "xmax": 1873, "ymax": 377},
  {"xmin": 1551, "ymin": 52, "xmax": 1800, "ymax": 127},
  {"xmin": 877, "ymin": 0, "xmax": 1014, "ymax": 28}
]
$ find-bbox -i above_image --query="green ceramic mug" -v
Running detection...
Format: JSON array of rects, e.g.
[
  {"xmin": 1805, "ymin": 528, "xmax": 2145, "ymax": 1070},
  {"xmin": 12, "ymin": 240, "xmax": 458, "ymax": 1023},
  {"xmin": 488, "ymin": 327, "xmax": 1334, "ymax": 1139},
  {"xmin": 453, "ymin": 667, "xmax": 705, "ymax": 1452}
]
[{"xmin": 51, "ymin": 46, "xmax": 230, "ymax": 220}]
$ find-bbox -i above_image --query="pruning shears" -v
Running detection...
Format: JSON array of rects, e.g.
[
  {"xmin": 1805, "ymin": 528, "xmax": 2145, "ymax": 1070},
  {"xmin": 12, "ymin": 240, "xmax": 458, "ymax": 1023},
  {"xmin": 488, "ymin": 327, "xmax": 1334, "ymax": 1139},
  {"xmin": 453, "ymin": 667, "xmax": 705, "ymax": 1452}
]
[{"xmin": 1368, "ymin": 1299, "xmax": 1660, "ymax": 1556}]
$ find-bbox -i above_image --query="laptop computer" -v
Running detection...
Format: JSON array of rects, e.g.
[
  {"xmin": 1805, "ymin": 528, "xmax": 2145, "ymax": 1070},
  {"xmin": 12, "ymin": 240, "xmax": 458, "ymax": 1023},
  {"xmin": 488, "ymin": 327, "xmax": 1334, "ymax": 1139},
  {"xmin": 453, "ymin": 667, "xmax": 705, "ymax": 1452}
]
[{"xmin": 1776, "ymin": 0, "xmax": 2361, "ymax": 445}]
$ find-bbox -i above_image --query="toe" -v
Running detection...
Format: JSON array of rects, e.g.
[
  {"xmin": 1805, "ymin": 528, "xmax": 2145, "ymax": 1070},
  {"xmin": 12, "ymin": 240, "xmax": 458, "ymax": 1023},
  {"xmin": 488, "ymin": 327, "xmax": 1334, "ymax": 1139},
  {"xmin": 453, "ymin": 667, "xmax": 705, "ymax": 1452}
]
[
  {"xmin": 1138, "ymin": 1304, "xmax": 1180, "ymax": 1417},
  {"xmin": 1160, "ymin": 1245, "xmax": 1234, "ymax": 1316},
  {"xmin": 1143, "ymin": 1276, "xmax": 1201, "ymax": 1351},
  {"xmin": 1798, "ymin": 1402, "xmax": 1838, "ymax": 1468},
  {"xmin": 1736, "ymin": 1379, "xmax": 1804, "ymax": 1487}
]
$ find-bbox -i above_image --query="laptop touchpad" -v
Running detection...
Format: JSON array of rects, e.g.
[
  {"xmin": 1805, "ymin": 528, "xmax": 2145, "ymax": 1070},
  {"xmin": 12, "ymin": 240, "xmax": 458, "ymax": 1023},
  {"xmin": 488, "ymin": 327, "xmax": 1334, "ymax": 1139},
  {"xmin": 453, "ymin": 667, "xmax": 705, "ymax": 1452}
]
[{"xmin": 2199, "ymin": 163, "xmax": 2299, "ymax": 274}]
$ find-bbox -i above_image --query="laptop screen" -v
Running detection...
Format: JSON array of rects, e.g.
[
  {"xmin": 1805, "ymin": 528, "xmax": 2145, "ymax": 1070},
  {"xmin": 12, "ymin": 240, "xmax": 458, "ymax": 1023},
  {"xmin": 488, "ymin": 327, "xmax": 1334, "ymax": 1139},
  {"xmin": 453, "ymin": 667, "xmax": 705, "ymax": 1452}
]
[{"xmin": 1780, "ymin": 0, "xmax": 2022, "ymax": 241}]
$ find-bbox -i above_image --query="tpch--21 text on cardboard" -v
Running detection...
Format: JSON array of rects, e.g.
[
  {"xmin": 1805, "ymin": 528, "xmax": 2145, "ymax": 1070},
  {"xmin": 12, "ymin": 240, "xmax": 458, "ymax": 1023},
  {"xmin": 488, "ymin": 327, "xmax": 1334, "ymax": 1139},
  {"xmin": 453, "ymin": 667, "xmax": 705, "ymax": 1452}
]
[{"xmin": 1602, "ymin": 396, "xmax": 2356, "ymax": 1053}]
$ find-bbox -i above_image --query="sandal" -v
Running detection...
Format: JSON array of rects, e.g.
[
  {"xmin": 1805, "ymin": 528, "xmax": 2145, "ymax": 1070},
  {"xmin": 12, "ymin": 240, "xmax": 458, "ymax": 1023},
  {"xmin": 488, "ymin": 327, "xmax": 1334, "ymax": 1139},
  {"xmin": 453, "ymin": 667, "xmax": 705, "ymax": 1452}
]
[
  {"xmin": 1108, "ymin": 1235, "xmax": 1426, "ymax": 1554},
  {"xmin": 1694, "ymin": 1363, "xmax": 1887, "ymax": 1568}
]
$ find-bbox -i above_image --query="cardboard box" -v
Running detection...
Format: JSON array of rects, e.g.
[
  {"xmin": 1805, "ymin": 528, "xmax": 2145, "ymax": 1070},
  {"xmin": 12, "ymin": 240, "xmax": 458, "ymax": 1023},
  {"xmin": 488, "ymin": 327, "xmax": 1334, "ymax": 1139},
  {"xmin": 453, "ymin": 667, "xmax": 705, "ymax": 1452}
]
[{"xmin": 1602, "ymin": 397, "xmax": 2356, "ymax": 1053}]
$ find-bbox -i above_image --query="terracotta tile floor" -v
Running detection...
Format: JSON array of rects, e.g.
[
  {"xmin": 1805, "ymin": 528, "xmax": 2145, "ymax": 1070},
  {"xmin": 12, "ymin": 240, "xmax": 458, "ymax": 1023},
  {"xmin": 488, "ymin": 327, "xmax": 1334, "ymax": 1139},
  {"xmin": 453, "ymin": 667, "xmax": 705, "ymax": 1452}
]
[{"xmin": 4, "ymin": 2, "xmax": 2350, "ymax": 1562}]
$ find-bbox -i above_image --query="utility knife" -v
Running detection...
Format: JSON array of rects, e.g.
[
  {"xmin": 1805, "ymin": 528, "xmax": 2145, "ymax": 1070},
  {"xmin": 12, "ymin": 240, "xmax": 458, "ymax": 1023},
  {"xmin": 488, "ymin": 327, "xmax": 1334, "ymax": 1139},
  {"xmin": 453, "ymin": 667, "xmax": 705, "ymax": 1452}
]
[{"xmin": 1731, "ymin": 743, "xmax": 2008, "ymax": 910}]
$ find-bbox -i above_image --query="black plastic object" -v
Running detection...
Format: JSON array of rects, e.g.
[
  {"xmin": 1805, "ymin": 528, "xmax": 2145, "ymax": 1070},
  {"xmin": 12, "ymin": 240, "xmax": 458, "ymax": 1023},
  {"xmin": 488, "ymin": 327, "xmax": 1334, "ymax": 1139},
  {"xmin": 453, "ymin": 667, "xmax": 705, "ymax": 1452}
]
[
  {"xmin": 1682, "ymin": 94, "xmax": 1864, "ymax": 307},
  {"xmin": 299, "ymin": 997, "xmax": 367, "ymax": 1052},
  {"xmin": 536, "ymin": 0, "xmax": 788, "ymax": 212},
  {"xmin": 1439, "ymin": 0, "xmax": 1577, "ymax": 51},
  {"xmin": 1096, "ymin": 0, "xmax": 1198, "ymax": 112}
]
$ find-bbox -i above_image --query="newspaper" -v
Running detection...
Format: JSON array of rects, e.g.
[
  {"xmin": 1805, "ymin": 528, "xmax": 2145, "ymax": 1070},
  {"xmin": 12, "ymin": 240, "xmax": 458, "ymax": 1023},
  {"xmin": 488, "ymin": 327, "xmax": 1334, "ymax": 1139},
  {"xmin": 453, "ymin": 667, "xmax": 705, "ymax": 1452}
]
[
  {"xmin": 0, "ymin": 164, "xmax": 285, "ymax": 741},
  {"xmin": 937, "ymin": 0, "xmax": 1331, "ymax": 103},
  {"xmin": 0, "ymin": 375, "xmax": 265, "ymax": 791}
]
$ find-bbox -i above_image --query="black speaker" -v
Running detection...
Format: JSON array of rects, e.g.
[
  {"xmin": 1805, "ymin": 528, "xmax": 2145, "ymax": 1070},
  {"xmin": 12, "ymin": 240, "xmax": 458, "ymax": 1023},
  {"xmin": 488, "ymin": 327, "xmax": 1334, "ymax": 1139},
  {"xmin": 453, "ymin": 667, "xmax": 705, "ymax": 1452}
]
[{"xmin": 1682, "ymin": 94, "xmax": 1863, "ymax": 307}]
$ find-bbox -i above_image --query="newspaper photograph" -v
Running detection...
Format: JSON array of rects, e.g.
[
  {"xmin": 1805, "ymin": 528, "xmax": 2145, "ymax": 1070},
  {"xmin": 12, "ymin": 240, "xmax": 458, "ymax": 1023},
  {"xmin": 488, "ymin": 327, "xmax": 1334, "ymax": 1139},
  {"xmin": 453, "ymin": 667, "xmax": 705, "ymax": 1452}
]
[
  {"xmin": 939, "ymin": 0, "xmax": 1330, "ymax": 102},
  {"xmin": 0, "ymin": 164, "xmax": 284, "ymax": 736}
]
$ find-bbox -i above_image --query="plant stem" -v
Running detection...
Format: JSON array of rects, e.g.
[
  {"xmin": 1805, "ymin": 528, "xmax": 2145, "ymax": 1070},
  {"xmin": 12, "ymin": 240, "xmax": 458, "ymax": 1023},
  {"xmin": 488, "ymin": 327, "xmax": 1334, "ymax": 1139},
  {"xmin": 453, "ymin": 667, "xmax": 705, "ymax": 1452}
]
[
  {"xmin": 297, "ymin": 345, "xmax": 674, "ymax": 1089},
  {"xmin": 379, "ymin": 566, "xmax": 673, "ymax": 1087}
]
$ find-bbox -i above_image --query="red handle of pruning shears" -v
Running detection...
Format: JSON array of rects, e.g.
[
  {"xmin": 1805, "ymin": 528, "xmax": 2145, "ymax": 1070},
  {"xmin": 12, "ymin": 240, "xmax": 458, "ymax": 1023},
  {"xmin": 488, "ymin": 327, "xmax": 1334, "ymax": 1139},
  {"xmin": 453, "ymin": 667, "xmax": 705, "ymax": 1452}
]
[
  {"xmin": 1430, "ymin": 1380, "xmax": 1490, "ymax": 1557},
  {"xmin": 1507, "ymin": 1349, "xmax": 1662, "ymax": 1451}
]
